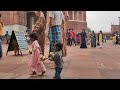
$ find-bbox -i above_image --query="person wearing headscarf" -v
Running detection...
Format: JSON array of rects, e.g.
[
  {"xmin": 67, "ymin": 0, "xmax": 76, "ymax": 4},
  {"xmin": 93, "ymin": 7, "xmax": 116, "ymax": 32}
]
[
  {"xmin": 90, "ymin": 30, "xmax": 96, "ymax": 48},
  {"xmin": 79, "ymin": 29, "xmax": 87, "ymax": 48},
  {"xmin": 98, "ymin": 30, "xmax": 104, "ymax": 48}
]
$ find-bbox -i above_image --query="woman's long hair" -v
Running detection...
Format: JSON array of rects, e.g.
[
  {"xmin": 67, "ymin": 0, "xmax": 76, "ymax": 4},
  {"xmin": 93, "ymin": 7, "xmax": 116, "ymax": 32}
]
[{"xmin": 35, "ymin": 11, "xmax": 44, "ymax": 18}]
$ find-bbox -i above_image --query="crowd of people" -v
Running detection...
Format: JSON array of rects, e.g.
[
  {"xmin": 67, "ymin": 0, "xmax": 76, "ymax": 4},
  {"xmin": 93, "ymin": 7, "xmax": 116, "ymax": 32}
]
[
  {"xmin": 66, "ymin": 29, "xmax": 76, "ymax": 46},
  {"xmin": 66, "ymin": 29, "xmax": 92, "ymax": 48},
  {"xmin": 0, "ymin": 11, "xmax": 66, "ymax": 79},
  {"xmin": 0, "ymin": 11, "xmax": 120, "ymax": 79},
  {"xmin": 66, "ymin": 29, "xmax": 119, "ymax": 49}
]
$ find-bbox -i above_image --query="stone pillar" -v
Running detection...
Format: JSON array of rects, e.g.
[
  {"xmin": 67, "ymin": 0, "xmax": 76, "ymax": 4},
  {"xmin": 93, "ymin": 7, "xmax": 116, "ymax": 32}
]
[
  {"xmin": 81, "ymin": 11, "xmax": 83, "ymax": 21},
  {"xmin": 83, "ymin": 11, "xmax": 86, "ymax": 22},
  {"xmin": 72, "ymin": 11, "xmax": 74, "ymax": 20},
  {"xmin": 74, "ymin": 11, "xmax": 77, "ymax": 20},
  {"xmin": 68, "ymin": 11, "xmax": 73, "ymax": 20},
  {"xmin": 79, "ymin": 11, "xmax": 82, "ymax": 21},
  {"xmin": 77, "ymin": 11, "xmax": 79, "ymax": 21}
]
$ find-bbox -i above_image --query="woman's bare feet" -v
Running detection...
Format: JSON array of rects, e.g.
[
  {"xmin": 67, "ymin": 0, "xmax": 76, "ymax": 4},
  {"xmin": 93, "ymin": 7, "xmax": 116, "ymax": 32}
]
[
  {"xmin": 30, "ymin": 71, "xmax": 37, "ymax": 75},
  {"xmin": 40, "ymin": 71, "xmax": 46, "ymax": 76}
]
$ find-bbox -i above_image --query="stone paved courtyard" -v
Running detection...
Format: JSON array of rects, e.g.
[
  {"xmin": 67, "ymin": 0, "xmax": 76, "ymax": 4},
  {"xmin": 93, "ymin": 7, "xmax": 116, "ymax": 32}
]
[{"xmin": 0, "ymin": 40, "xmax": 120, "ymax": 79}]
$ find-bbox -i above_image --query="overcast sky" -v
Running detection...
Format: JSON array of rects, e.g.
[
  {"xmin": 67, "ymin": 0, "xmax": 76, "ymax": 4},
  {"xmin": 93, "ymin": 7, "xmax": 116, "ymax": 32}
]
[{"xmin": 87, "ymin": 11, "xmax": 120, "ymax": 33}]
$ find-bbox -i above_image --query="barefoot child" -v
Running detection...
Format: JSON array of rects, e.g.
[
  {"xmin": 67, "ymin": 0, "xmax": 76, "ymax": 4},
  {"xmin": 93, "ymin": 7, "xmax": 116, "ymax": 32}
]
[
  {"xmin": 29, "ymin": 32, "xmax": 46, "ymax": 75},
  {"xmin": 50, "ymin": 42, "xmax": 64, "ymax": 79}
]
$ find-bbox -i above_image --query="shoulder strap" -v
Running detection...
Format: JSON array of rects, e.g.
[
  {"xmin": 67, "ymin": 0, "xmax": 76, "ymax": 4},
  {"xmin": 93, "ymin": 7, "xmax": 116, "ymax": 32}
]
[{"xmin": 0, "ymin": 21, "xmax": 3, "ymax": 27}]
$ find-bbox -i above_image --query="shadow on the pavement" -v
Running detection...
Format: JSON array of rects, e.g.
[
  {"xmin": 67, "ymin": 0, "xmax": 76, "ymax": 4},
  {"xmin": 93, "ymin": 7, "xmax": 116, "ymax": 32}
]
[
  {"xmin": 29, "ymin": 74, "xmax": 47, "ymax": 79},
  {"xmin": 11, "ymin": 54, "xmax": 30, "ymax": 56},
  {"xmin": 29, "ymin": 75, "xmax": 39, "ymax": 78}
]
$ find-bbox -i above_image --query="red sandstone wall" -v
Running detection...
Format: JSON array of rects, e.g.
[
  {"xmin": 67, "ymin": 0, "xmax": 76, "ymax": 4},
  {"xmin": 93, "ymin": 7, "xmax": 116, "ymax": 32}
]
[
  {"xmin": 79, "ymin": 11, "xmax": 82, "ymax": 21},
  {"xmin": 66, "ymin": 21, "xmax": 87, "ymax": 34},
  {"xmin": 0, "ymin": 11, "xmax": 26, "ymax": 26},
  {"xmin": 0, "ymin": 11, "xmax": 87, "ymax": 44},
  {"xmin": 111, "ymin": 25, "xmax": 119, "ymax": 33},
  {"xmin": 83, "ymin": 11, "xmax": 86, "ymax": 22}
]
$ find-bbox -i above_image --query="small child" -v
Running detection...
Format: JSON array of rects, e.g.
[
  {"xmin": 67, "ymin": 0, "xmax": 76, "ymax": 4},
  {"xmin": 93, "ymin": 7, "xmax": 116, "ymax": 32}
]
[
  {"xmin": 50, "ymin": 42, "xmax": 64, "ymax": 79},
  {"xmin": 29, "ymin": 32, "xmax": 46, "ymax": 76},
  {"xmin": 12, "ymin": 39, "xmax": 19, "ymax": 56},
  {"xmin": 112, "ymin": 34, "xmax": 116, "ymax": 46}
]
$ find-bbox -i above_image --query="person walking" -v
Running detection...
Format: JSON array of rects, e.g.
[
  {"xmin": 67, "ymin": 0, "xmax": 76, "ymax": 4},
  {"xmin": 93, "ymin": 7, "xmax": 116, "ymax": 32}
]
[
  {"xmin": 29, "ymin": 33, "xmax": 46, "ymax": 76},
  {"xmin": 90, "ymin": 31, "xmax": 96, "ymax": 48},
  {"xmin": 112, "ymin": 34, "xmax": 116, "ymax": 46},
  {"xmin": 67, "ymin": 29, "xmax": 72, "ymax": 46},
  {"xmin": 5, "ymin": 31, "xmax": 10, "ymax": 45},
  {"xmin": 71, "ymin": 29, "xmax": 76, "ymax": 46},
  {"xmin": 98, "ymin": 30, "xmax": 104, "ymax": 48},
  {"xmin": 79, "ymin": 29, "xmax": 87, "ymax": 48},
  {"xmin": 50, "ymin": 42, "xmax": 64, "ymax": 79}
]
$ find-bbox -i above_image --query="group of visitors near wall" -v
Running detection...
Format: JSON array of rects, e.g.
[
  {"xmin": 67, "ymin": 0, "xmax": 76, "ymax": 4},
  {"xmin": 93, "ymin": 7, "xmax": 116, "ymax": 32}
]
[
  {"xmin": 111, "ymin": 31, "xmax": 120, "ymax": 46},
  {"xmin": 66, "ymin": 28, "xmax": 106, "ymax": 49}
]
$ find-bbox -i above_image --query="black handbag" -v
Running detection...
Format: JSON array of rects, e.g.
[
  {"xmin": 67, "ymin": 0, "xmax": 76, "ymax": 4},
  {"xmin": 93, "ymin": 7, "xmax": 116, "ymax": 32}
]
[{"xmin": 97, "ymin": 42, "xmax": 100, "ymax": 46}]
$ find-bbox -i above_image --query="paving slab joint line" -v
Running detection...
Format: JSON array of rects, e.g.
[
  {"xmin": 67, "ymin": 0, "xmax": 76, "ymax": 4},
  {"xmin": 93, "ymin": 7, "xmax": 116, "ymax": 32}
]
[
  {"xmin": 11, "ymin": 74, "xmax": 24, "ymax": 79},
  {"xmin": 90, "ymin": 55, "xmax": 103, "ymax": 79},
  {"xmin": 62, "ymin": 60, "xmax": 71, "ymax": 78},
  {"xmin": 5, "ymin": 65, "xmax": 21, "ymax": 74},
  {"xmin": 0, "ymin": 65, "xmax": 20, "ymax": 78}
]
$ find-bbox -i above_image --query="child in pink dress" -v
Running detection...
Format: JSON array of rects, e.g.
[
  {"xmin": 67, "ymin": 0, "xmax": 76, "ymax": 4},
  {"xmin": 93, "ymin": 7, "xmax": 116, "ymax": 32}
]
[{"xmin": 29, "ymin": 32, "xmax": 46, "ymax": 75}]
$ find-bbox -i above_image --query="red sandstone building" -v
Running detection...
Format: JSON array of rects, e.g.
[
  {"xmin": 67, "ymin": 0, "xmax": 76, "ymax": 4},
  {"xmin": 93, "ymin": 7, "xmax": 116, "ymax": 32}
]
[
  {"xmin": 65, "ymin": 11, "xmax": 87, "ymax": 34},
  {"xmin": 0, "ymin": 11, "xmax": 87, "ymax": 35},
  {"xmin": 111, "ymin": 25, "xmax": 120, "ymax": 34},
  {"xmin": 0, "ymin": 11, "xmax": 28, "ymax": 35}
]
